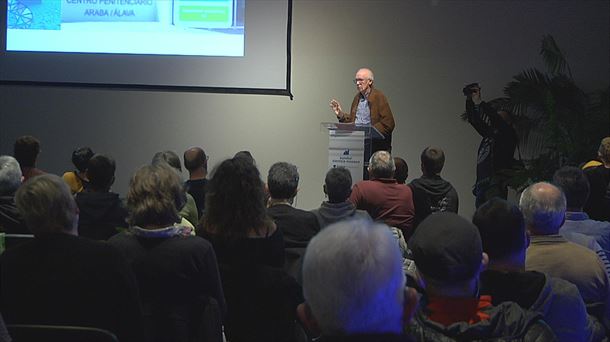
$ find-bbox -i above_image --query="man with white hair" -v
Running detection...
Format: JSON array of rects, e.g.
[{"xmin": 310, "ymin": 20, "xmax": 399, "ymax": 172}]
[
  {"xmin": 521, "ymin": 182, "xmax": 610, "ymax": 317},
  {"xmin": 330, "ymin": 67, "xmax": 395, "ymax": 153},
  {"xmin": 349, "ymin": 151, "xmax": 415, "ymax": 239},
  {"xmin": 297, "ymin": 219, "xmax": 417, "ymax": 341},
  {"xmin": 0, "ymin": 155, "xmax": 27, "ymax": 233}
]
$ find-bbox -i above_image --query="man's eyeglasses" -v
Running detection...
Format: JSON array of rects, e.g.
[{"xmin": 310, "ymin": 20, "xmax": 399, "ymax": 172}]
[{"xmin": 353, "ymin": 78, "xmax": 369, "ymax": 84}]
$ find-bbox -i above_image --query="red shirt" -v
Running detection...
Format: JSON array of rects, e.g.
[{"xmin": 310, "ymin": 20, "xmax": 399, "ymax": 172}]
[
  {"xmin": 426, "ymin": 295, "xmax": 493, "ymax": 326},
  {"xmin": 349, "ymin": 178, "xmax": 415, "ymax": 237}
]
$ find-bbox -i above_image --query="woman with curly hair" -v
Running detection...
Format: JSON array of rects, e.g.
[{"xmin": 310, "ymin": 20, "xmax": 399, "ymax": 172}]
[{"xmin": 199, "ymin": 157, "xmax": 303, "ymax": 342}]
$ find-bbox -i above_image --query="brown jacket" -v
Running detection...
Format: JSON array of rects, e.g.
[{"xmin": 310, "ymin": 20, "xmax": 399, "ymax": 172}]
[{"xmin": 339, "ymin": 87, "xmax": 395, "ymax": 137}]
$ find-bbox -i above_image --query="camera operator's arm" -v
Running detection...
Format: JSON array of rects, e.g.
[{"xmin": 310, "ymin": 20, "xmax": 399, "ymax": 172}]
[{"xmin": 465, "ymin": 88, "xmax": 494, "ymax": 138}]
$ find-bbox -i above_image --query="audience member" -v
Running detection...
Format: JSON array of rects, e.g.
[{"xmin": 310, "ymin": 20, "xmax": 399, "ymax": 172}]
[
  {"xmin": 152, "ymin": 150, "xmax": 199, "ymax": 227},
  {"xmin": 234, "ymin": 150, "xmax": 256, "ymax": 166},
  {"xmin": 75, "ymin": 154, "xmax": 128, "ymax": 240},
  {"xmin": 13, "ymin": 135, "xmax": 44, "ymax": 182},
  {"xmin": 183, "ymin": 146, "xmax": 208, "ymax": 218},
  {"xmin": 109, "ymin": 164, "xmax": 224, "ymax": 342},
  {"xmin": 394, "ymin": 157, "xmax": 408, "ymax": 185},
  {"xmin": 0, "ymin": 156, "xmax": 28, "ymax": 234},
  {"xmin": 62, "ymin": 146, "xmax": 94, "ymax": 194},
  {"xmin": 409, "ymin": 146, "xmax": 459, "ymax": 214},
  {"xmin": 311, "ymin": 167, "xmax": 371, "ymax": 229},
  {"xmin": 406, "ymin": 212, "xmax": 555, "ymax": 340},
  {"xmin": 475, "ymin": 198, "xmax": 604, "ymax": 341},
  {"xmin": 199, "ymin": 157, "xmax": 303, "ymax": 342},
  {"xmin": 298, "ymin": 219, "xmax": 417, "ymax": 341},
  {"xmin": 267, "ymin": 162, "xmax": 320, "ymax": 245},
  {"xmin": 349, "ymin": 151, "xmax": 415, "ymax": 239},
  {"xmin": 267, "ymin": 162, "xmax": 320, "ymax": 280},
  {"xmin": 520, "ymin": 182, "xmax": 610, "ymax": 317},
  {"xmin": 554, "ymin": 166, "xmax": 610, "ymax": 260},
  {"xmin": 584, "ymin": 137, "xmax": 610, "ymax": 222},
  {"xmin": 0, "ymin": 174, "xmax": 143, "ymax": 341}
]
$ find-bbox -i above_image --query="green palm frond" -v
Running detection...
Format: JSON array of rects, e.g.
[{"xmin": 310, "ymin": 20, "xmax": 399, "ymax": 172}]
[{"xmin": 540, "ymin": 34, "xmax": 572, "ymax": 78}]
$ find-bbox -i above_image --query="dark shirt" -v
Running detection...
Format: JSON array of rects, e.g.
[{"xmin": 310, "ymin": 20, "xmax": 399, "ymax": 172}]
[
  {"xmin": 75, "ymin": 191, "xmax": 128, "ymax": 240},
  {"xmin": 185, "ymin": 178, "xmax": 208, "ymax": 218},
  {"xmin": 584, "ymin": 165, "xmax": 610, "ymax": 222},
  {"xmin": 0, "ymin": 233, "xmax": 144, "ymax": 341},
  {"xmin": 409, "ymin": 175, "xmax": 459, "ymax": 214},
  {"xmin": 267, "ymin": 204, "xmax": 320, "ymax": 248},
  {"xmin": 108, "ymin": 232, "xmax": 225, "ymax": 342}
]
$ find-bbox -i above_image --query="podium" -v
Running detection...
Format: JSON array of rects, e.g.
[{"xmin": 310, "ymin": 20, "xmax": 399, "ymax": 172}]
[{"xmin": 320, "ymin": 122, "xmax": 384, "ymax": 183}]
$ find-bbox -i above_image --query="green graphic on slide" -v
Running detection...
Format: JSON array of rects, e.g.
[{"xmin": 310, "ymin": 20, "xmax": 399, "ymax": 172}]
[{"xmin": 179, "ymin": 6, "xmax": 230, "ymax": 23}]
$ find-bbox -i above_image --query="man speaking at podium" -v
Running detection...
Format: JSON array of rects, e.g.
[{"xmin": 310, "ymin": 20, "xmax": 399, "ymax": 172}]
[{"xmin": 330, "ymin": 67, "xmax": 395, "ymax": 153}]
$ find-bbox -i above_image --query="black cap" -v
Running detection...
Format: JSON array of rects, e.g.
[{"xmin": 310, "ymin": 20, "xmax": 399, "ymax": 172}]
[{"xmin": 410, "ymin": 212, "xmax": 482, "ymax": 283}]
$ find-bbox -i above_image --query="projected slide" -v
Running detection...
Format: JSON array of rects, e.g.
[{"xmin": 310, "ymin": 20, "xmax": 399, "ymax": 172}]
[{"xmin": 6, "ymin": 0, "xmax": 245, "ymax": 56}]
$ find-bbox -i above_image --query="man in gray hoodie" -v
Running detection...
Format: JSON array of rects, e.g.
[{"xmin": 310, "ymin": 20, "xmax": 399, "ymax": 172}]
[{"xmin": 311, "ymin": 167, "xmax": 370, "ymax": 229}]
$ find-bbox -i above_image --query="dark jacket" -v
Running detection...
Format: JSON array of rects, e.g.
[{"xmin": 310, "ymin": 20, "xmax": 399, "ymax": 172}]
[
  {"xmin": 0, "ymin": 233, "xmax": 144, "ymax": 341},
  {"xmin": 267, "ymin": 204, "xmax": 320, "ymax": 248},
  {"xmin": 406, "ymin": 300, "xmax": 556, "ymax": 341},
  {"xmin": 185, "ymin": 178, "xmax": 207, "ymax": 218},
  {"xmin": 409, "ymin": 175, "xmax": 459, "ymax": 214},
  {"xmin": 75, "ymin": 191, "xmax": 128, "ymax": 240},
  {"xmin": 0, "ymin": 196, "xmax": 28, "ymax": 234},
  {"xmin": 583, "ymin": 165, "xmax": 610, "ymax": 222},
  {"xmin": 109, "ymin": 232, "xmax": 226, "ymax": 342},
  {"xmin": 310, "ymin": 201, "xmax": 371, "ymax": 229},
  {"xmin": 481, "ymin": 270, "xmax": 604, "ymax": 342},
  {"xmin": 466, "ymin": 100, "xmax": 518, "ymax": 185}
]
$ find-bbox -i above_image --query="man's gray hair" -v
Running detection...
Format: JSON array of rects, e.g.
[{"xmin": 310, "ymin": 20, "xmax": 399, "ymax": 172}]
[
  {"xmin": 15, "ymin": 174, "xmax": 77, "ymax": 235},
  {"xmin": 369, "ymin": 151, "xmax": 395, "ymax": 179},
  {"xmin": 302, "ymin": 219, "xmax": 405, "ymax": 334},
  {"xmin": 519, "ymin": 182, "xmax": 566, "ymax": 234},
  {"xmin": 267, "ymin": 162, "xmax": 299, "ymax": 200},
  {"xmin": 0, "ymin": 156, "xmax": 22, "ymax": 196}
]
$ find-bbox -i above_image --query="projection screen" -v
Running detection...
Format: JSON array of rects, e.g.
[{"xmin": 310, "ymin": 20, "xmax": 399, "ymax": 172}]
[{"xmin": 0, "ymin": 0, "xmax": 293, "ymax": 96}]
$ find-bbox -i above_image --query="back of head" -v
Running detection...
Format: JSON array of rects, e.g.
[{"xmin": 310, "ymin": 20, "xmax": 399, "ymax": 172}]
[
  {"xmin": 410, "ymin": 212, "xmax": 482, "ymax": 284},
  {"xmin": 519, "ymin": 182, "xmax": 566, "ymax": 235},
  {"xmin": 127, "ymin": 163, "xmax": 185, "ymax": 228},
  {"xmin": 598, "ymin": 137, "xmax": 610, "ymax": 164},
  {"xmin": 13, "ymin": 135, "xmax": 40, "ymax": 168},
  {"xmin": 393, "ymin": 157, "xmax": 408, "ymax": 184},
  {"xmin": 369, "ymin": 151, "xmax": 395, "ymax": 179},
  {"xmin": 0, "ymin": 156, "xmax": 22, "ymax": 196},
  {"xmin": 473, "ymin": 198, "xmax": 526, "ymax": 261},
  {"xmin": 302, "ymin": 219, "xmax": 404, "ymax": 334},
  {"xmin": 267, "ymin": 162, "xmax": 299, "ymax": 200},
  {"xmin": 15, "ymin": 174, "xmax": 77, "ymax": 235},
  {"xmin": 234, "ymin": 150, "xmax": 256, "ymax": 166},
  {"xmin": 204, "ymin": 157, "xmax": 268, "ymax": 237},
  {"xmin": 325, "ymin": 167, "xmax": 352, "ymax": 203},
  {"xmin": 421, "ymin": 147, "xmax": 445, "ymax": 175},
  {"xmin": 71, "ymin": 147, "xmax": 94, "ymax": 172},
  {"xmin": 152, "ymin": 150, "xmax": 182, "ymax": 172},
  {"xmin": 183, "ymin": 147, "xmax": 207, "ymax": 173},
  {"xmin": 552, "ymin": 166, "xmax": 590, "ymax": 210},
  {"xmin": 87, "ymin": 154, "xmax": 116, "ymax": 191}
]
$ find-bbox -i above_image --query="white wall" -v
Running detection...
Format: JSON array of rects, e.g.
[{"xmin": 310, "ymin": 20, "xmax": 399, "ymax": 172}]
[{"xmin": 1, "ymin": 0, "xmax": 608, "ymax": 218}]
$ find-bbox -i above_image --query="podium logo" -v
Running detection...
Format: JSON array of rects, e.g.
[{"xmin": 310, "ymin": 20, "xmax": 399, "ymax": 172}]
[{"xmin": 343, "ymin": 149, "xmax": 350, "ymax": 155}]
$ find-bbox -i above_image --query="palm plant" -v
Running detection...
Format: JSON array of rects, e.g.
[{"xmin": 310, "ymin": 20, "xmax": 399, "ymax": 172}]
[{"xmin": 464, "ymin": 35, "xmax": 609, "ymax": 190}]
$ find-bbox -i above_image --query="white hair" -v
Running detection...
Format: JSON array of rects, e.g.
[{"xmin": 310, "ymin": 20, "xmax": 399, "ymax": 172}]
[
  {"xmin": 358, "ymin": 68, "xmax": 374, "ymax": 81},
  {"xmin": 519, "ymin": 182, "xmax": 566, "ymax": 234},
  {"xmin": 0, "ymin": 155, "xmax": 22, "ymax": 196},
  {"xmin": 302, "ymin": 219, "xmax": 405, "ymax": 334},
  {"xmin": 369, "ymin": 151, "xmax": 395, "ymax": 178}
]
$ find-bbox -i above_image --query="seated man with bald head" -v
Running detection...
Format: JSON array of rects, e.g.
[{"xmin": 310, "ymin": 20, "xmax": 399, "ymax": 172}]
[
  {"xmin": 0, "ymin": 174, "xmax": 143, "ymax": 341},
  {"xmin": 298, "ymin": 219, "xmax": 417, "ymax": 341},
  {"xmin": 184, "ymin": 147, "xmax": 208, "ymax": 218},
  {"xmin": 521, "ymin": 182, "xmax": 610, "ymax": 322}
]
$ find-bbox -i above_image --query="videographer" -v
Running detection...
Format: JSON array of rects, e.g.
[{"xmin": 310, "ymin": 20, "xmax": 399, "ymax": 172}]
[{"xmin": 464, "ymin": 83, "xmax": 518, "ymax": 208}]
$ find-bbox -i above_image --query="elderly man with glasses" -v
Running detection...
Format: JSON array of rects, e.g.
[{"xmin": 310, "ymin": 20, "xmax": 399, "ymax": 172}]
[{"xmin": 330, "ymin": 67, "xmax": 395, "ymax": 153}]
